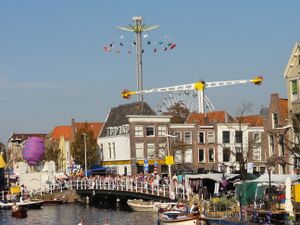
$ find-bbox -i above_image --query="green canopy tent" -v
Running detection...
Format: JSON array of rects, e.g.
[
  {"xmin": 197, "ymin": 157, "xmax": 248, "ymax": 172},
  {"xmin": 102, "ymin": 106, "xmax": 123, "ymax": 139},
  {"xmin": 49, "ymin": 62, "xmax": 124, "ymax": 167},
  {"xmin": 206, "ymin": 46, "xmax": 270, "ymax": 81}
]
[{"xmin": 235, "ymin": 182, "xmax": 265, "ymax": 206}]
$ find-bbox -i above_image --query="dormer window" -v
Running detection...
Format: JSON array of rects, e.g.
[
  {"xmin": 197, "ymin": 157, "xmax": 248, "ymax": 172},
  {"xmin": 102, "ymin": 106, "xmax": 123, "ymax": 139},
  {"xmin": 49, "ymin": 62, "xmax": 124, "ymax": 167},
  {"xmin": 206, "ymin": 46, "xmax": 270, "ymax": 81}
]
[{"xmin": 122, "ymin": 125, "xmax": 129, "ymax": 134}]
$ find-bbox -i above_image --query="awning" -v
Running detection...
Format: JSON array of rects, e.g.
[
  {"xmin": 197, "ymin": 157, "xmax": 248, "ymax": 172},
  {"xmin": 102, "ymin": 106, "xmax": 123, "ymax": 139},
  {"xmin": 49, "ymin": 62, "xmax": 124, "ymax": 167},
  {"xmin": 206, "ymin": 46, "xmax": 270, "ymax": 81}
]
[
  {"xmin": 246, "ymin": 173, "xmax": 300, "ymax": 184},
  {"xmin": 185, "ymin": 173, "xmax": 239, "ymax": 182},
  {"xmin": 90, "ymin": 165, "xmax": 108, "ymax": 172}
]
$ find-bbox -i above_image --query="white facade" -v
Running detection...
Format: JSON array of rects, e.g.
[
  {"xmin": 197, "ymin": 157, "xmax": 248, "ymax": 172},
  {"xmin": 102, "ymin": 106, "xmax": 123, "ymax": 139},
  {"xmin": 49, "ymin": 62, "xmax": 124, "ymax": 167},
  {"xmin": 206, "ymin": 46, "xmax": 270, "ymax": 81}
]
[
  {"xmin": 217, "ymin": 123, "xmax": 249, "ymax": 173},
  {"xmin": 98, "ymin": 134, "xmax": 132, "ymax": 175}
]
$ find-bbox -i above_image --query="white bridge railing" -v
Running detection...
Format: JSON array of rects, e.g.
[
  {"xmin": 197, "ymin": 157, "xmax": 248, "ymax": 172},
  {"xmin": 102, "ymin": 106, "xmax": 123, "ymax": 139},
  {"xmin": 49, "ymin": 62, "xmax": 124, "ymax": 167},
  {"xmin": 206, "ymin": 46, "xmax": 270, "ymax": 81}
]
[{"xmin": 47, "ymin": 179, "xmax": 186, "ymax": 200}]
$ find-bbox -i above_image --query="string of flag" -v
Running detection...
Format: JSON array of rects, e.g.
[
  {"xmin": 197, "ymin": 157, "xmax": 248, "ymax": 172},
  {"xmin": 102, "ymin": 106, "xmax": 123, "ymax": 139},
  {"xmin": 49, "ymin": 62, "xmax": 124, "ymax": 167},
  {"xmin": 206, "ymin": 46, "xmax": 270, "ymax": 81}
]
[{"xmin": 103, "ymin": 34, "xmax": 176, "ymax": 54}]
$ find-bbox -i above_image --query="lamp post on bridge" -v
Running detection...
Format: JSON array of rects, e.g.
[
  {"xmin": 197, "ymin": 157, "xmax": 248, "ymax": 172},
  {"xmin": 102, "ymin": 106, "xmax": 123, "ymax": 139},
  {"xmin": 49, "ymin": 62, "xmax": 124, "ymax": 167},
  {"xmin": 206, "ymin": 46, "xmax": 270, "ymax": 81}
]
[
  {"xmin": 165, "ymin": 133, "xmax": 178, "ymax": 178},
  {"xmin": 83, "ymin": 133, "xmax": 87, "ymax": 178}
]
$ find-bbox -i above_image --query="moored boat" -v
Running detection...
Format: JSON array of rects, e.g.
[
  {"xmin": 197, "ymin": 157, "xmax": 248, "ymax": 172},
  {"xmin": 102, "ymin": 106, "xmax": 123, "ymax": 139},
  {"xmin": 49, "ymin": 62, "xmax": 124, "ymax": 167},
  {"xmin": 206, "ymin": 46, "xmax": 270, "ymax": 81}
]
[
  {"xmin": 0, "ymin": 200, "xmax": 44, "ymax": 210},
  {"xmin": 158, "ymin": 211, "xmax": 200, "ymax": 225},
  {"xmin": 11, "ymin": 207, "xmax": 28, "ymax": 218},
  {"xmin": 127, "ymin": 199, "xmax": 155, "ymax": 212},
  {"xmin": 43, "ymin": 199, "xmax": 64, "ymax": 205},
  {"xmin": 205, "ymin": 218, "xmax": 248, "ymax": 225}
]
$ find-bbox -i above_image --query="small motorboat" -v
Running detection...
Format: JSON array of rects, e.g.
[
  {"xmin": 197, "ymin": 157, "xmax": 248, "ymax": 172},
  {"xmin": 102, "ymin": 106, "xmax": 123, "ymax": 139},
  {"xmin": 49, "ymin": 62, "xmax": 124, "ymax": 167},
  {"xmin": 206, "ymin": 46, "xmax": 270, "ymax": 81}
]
[
  {"xmin": 43, "ymin": 198, "xmax": 64, "ymax": 205},
  {"xmin": 127, "ymin": 199, "xmax": 156, "ymax": 212},
  {"xmin": 0, "ymin": 199, "xmax": 44, "ymax": 210},
  {"xmin": 11, "ymin": 207, "xmax": 28, "ymax": 218},
  {"xmin": 158, "ymin": 211, "xmax": 200, "ymax": 225}
]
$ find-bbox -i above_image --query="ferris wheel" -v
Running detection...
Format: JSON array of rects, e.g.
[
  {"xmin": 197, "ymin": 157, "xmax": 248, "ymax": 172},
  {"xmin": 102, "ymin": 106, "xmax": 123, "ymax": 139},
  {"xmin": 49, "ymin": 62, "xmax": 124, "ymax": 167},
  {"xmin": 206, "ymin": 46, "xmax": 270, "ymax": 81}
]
[{"xmin": 156, "ymin": 91, "xmax": 215, "ymax": 113}]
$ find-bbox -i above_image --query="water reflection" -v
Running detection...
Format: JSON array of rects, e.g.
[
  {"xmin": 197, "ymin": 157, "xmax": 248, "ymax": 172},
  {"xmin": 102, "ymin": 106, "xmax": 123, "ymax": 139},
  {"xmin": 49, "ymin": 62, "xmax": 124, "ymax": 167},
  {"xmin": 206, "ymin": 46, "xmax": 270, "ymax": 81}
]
[{"xmin": 0, "ymin": 204, "xmax": 157, "ymax": 225}]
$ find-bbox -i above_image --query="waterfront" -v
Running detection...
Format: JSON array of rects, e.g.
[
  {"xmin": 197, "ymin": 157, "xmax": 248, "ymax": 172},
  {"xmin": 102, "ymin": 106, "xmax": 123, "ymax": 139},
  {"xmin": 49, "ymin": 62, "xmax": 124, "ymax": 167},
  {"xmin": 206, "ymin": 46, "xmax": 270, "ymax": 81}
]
[{"xmin": 0, "ymin": 204, "xmax": 157, "ymax": 225}]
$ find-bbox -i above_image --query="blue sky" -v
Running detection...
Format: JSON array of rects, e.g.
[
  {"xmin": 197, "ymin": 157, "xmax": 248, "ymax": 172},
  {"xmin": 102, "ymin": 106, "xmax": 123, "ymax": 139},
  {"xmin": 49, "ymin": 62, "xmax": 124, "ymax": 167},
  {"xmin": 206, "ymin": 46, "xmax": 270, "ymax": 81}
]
[{"xmin": 0, "ymin": 1, "xmax": 299, "ymax": 143}]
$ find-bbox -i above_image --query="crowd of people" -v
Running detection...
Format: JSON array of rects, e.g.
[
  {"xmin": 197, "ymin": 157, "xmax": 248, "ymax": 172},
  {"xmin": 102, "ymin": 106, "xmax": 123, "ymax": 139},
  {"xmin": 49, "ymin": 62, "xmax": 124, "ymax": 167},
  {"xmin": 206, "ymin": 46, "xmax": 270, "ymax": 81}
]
[{"xmin": 57, "ymin": 172, "xmax": 187, "ymax": 200}]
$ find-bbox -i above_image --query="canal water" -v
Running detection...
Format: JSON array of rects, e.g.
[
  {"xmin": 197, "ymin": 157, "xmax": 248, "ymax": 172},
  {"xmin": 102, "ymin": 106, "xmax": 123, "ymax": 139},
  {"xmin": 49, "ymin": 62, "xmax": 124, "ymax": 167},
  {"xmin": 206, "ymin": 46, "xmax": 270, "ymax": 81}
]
[{"xmin": 0, "ymin": 204, "xmax": 157, "ymax": 225}]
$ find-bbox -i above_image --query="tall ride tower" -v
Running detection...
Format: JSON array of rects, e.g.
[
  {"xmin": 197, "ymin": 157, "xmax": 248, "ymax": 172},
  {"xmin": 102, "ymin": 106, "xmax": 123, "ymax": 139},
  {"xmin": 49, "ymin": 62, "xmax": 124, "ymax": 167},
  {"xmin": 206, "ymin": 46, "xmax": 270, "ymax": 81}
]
[{"xmin": 117, "ymin": 17, "xmax": 159, "ymax": 103}]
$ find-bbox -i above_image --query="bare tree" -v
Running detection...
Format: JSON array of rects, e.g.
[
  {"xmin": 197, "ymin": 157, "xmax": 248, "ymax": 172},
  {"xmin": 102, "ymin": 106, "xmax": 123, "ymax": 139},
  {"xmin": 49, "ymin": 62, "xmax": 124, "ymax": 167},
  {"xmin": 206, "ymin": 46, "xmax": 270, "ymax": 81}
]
[
  {"xmin": 221, "ymin": 102, "xmax": 261, "ymax": 181},
  {"xmin": 162, "ymin": 102, "xmax": 190, "ymax": 123},
  {"xmin": 266, "ymin": 113, "xmax": 300, "ymax": 173},
  {"xmin": 44, "ymin": 136, "xmax": 62, "ymax": 169}
]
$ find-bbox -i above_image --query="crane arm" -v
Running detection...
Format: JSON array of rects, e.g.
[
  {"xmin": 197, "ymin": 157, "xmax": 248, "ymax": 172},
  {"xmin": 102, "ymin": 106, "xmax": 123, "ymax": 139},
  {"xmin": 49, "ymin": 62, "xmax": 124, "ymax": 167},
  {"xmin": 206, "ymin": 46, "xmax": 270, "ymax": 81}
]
[
  {"xmin": 121, "ymin": 83, "xmax": 196, "ymax": 99},
  {"xmin": 205, "ymin": 76, "xmax": 263, "ymax": 88},
  {"xmin": 121, "ymin": 76, "xmax": 263, "ymax": 99}
]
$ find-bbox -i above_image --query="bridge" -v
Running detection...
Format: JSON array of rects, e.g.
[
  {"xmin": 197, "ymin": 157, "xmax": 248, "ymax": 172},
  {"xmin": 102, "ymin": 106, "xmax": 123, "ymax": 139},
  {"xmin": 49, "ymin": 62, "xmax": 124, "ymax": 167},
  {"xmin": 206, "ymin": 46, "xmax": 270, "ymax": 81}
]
[{"xmin": 64, "ymin": 179, "xmax": 186, "ymax": 202}]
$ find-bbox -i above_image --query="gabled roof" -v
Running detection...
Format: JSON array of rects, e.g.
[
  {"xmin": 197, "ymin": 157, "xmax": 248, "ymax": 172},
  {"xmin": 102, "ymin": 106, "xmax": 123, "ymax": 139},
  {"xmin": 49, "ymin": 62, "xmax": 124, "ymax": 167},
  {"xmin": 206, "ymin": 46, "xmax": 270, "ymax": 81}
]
[
  {"xmin": 51, "ymin": 126, "xmax": 73, "ymax": 141},
  {"xmin": 100, "ymin": 102, "xmax": 156, "ymax": 137},
  {"xmin": 75, "ymin": 122, "xmax": 103, "ymax": 139},
  {"xmin": 52, "ymin": 122, "xmax": 103, "ymax": 141},
  {"xmin": 237, "ymin": 115, "xmax": 265, "ymax": 126},
  {"xmin": 279, "ymin": 98, "xmax": 288, "ymax": 120},
  {"xmin": 186, "ymin": 111, "xmax": 236, "ymax": 126},
  {"xmin": 9, "ymin": 133, "xmax": 48, "ymax": 142},
  {"xmin": 284, "ymin": 41, "xmax": 300, "ymax": 78}
]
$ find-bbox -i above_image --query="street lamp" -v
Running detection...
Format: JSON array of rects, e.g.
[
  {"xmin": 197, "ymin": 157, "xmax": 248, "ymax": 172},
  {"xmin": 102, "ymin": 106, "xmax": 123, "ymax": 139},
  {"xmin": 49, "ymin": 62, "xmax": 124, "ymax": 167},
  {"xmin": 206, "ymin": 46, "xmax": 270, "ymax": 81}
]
[
  {"xmin": 83, "ymin": 133, "xmax": 87, "ymax": 178},
  {"xmin": 165, "ymin": 133, "xmax": 178, "ymax": 178},
  {"xmin": 267, "ymin": 165, "xmax": 273, "ymax": 208}
]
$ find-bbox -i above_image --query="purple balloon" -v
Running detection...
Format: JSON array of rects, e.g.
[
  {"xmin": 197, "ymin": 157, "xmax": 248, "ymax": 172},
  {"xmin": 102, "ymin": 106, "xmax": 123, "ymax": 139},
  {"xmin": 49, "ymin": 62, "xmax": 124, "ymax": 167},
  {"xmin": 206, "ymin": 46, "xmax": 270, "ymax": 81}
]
[{"xmin": 22, "ymin": 137, "xmax": 45, "ymax": 165}]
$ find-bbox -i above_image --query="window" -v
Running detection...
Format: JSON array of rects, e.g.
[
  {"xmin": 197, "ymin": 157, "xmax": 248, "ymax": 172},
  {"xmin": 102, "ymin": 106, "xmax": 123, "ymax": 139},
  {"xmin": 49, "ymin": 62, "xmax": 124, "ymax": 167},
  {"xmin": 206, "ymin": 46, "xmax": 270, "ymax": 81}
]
[
  {"xmin": 122, "ymin": 125, "xmax": 129, "ymax": 134},
  {"xmin": 209, "ymin": 148, "xmax": 214, "ymax": 162},
  {"xmin": 269, "ymin": 135, "xmax": 275, "ymax": 156},
  {"xmin": 278, "ymin": 135, "xmax": 285, "ymax": 156},
  {"xmin": 279, "ymin": 164, "xmax": 286, "ymax": 174},
  {"xmin": 198, "ymin": 149, "xmax": 205, "ymax": 163},
  {"xmin": 198, "ymin": 132, "xmax": 205, "ymax": 144},
  {"xmin": 184, "ymin": 131, "xmax": 192, "ymax": 144},
  {"xmin": 259, "ymin": 166, "xmax": 266, "ymax": 173},
  {"xmin": 223, "ymin": 148, "xmax": 231, "ymax": 162},
  {"xmin": 107, "ymin": 128, "xmax": 112, "ymax": 136},
  {"xmin": 174, "ymin": 131, "xmax": 181, "ymax": 141},
  {"xmin": 135, "ymin": 125, "xmax": 143, "ymax": 137},
  {"xmin": 112, "ymin": 142, "xmax": 116, "ymax": 159},
  {"xmin": 294, "ymin": 157, "xmax": 300, "ymax": 169},
  {"xmin": 135, "ymin": 143, "xmax": 144, "ymax": 159},
  {"xmin": 184, "ymin": 149, "xmax": 193, "ymax": 163},
  {"xmin": 235, "ymin": 147, "xmax": 242, "ymax": 161},
  {"xmin": 272, "ymin": 113, "xmax": 279, "ymax": 128},
  {"xmin": 100, "ymin": 144, "xmax": 104, "ymax": 160},
  {"xmin": 291, "ymin": 80, "xmax": 298, "ymax": 102},
  {"xmin": 253, "ymin": 133, "xmax": 261, "ymax": 143},
  {"xmin": 174, "ymin": 150, "xmax": 182, "ymax": 164},
  {"xmin": 158, "ymin": 143, "xmax": 166, "ymax": 159},
  {"xmin": 235, "ymin": 131, "xmax": 243, "ymax": 143},
  {"xmin": 147, "ymin": 143, "xmax": 155, "ymax": 159},
  {"xmin": 207, "ymin": 131, "xmax": 215, "ymax": 143},
  {"xmin": 158, "ymin": 125, "xmax": 166, "ymax": 136},
  {"xmin": 146, "ymin": 126, "xmax": 155, "ymax": 136},
  {"xmin": 222, "ymin": 131, "xmax": 230, "ymax": 144},
  {"xmin": 253, "ymin": 146, "xmax": 261, "ymax": 161},
  {"xmin": 108, "ymin": 143, "xmax": 112, "ymax": 159}
]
